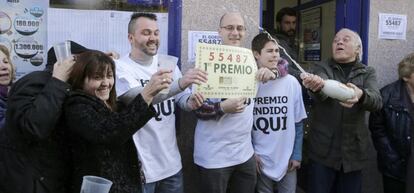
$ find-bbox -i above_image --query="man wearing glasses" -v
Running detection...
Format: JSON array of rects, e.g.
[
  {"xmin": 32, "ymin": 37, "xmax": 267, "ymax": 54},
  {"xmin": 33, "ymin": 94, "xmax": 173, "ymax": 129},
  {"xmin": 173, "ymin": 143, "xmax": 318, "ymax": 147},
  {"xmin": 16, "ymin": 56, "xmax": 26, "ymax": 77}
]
[{"xmin": 192, "ymin": 12, "xmax": 273, "ymax": 193}]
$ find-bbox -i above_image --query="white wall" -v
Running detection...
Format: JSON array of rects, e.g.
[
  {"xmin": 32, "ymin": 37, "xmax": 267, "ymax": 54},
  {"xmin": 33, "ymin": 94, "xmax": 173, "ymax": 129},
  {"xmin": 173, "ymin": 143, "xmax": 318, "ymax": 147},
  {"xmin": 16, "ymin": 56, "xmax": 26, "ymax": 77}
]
[
  {"xmin": 181, "ymin": 0, "xmax": 260, "ymax": 73},
  {"xmin": 368, "ymin": 0, "xmax": 414, "ymax": 88}
]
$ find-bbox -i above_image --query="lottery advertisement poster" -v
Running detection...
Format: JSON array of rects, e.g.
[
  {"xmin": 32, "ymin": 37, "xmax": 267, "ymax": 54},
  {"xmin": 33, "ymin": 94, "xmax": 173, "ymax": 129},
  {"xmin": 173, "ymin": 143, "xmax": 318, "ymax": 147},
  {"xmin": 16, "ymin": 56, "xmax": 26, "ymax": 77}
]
[
  {"xmin": 0, "ymin": 0, "xmax": 48, "ymax": 79},
  {"xmin": 194, "ymin": 43, "xmax": 257, "ymax": 98},
  {"xmin": 378, "ymin": 13, "xmax": 407, "ymax": 40}
]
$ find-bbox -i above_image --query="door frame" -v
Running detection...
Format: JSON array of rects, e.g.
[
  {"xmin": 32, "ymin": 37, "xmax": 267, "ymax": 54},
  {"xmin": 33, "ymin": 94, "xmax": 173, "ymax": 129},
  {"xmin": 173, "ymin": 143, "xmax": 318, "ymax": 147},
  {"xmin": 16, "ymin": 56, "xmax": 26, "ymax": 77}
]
[
  {"xmin": 335, "ymin": 0, "xmax": 370, "ymax": 64},
  {"xmin": 168, "ymin": 0, "xmax": 182, "ymax": 61},
  {"xmin": 262, "ymin": 0, "xmax": 370, "ymax": 64}
]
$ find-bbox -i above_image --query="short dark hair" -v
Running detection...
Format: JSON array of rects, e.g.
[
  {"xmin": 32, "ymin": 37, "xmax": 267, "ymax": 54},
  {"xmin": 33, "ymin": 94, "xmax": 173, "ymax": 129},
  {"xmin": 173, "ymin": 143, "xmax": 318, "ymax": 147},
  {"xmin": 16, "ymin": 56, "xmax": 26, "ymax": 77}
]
[
  {"xmin": 68, "ymin": 50, "xmax": 118, "ymax": 111},
  {"xmin": 276, "ymin": 7, "xmax": 297, "ymax": 23},
  {"xmin": 252, "ymin": 33, "xmax": 277, "ymax": 54},
  {"xmin": 128, "ymin": 12, "xmax": 157, "ymax": 34}
]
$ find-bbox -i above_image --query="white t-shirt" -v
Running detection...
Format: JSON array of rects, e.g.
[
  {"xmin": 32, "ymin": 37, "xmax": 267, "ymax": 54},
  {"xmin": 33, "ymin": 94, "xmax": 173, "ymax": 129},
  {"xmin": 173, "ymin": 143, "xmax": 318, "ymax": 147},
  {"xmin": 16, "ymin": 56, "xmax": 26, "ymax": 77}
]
[
  {"xmin": 194, "ymin": 97, "xmax": 255, "ymax": 169},
  {"xmin": 115, "ymin": 54, "xmax": 185, "ymax": 183},
  {"xmin": 252, "ymin": 75, "xmax": 307, "ymax": 181}
]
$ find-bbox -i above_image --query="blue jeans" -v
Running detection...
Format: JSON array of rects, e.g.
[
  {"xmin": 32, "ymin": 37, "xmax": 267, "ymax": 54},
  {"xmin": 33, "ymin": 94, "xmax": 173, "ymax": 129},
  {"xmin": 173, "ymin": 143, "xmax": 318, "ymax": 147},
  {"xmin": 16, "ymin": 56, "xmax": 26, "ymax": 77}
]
[{"xmin": 142, "ymin": 170, "xmax": 184, "ymax": 193}]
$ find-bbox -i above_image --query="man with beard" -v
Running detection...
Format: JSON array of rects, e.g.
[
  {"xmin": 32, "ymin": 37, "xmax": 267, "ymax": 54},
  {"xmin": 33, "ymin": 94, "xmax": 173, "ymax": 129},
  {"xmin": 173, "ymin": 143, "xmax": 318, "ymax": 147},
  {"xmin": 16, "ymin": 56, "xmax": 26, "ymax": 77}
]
[
  {"xmin": 271, "ymin": 7, "xmax": 300, "ymax": 78},
  {"xmin": 115, "ymin": 12, "xmax": 207, "ymax": 193}
]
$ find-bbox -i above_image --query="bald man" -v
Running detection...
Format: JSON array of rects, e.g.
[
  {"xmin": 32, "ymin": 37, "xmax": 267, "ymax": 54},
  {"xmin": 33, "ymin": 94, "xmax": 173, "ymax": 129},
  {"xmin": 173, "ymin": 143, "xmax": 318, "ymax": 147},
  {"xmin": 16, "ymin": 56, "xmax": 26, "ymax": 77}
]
[{"xmin": 193, "ymin": 12, "xmax": 257, "ymax": 193}]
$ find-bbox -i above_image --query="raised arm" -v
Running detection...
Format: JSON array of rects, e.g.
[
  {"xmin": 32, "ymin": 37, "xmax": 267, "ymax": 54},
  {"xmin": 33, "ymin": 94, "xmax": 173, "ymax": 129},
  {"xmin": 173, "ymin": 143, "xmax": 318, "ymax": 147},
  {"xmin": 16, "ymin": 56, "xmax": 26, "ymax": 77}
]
[
  {"xmin": 8, "ymin": 59, "xmax": 74, "ymax": 141},
  {"xmin": 64, "ymin": 94, "xmax": 155, "ymax": 146}
]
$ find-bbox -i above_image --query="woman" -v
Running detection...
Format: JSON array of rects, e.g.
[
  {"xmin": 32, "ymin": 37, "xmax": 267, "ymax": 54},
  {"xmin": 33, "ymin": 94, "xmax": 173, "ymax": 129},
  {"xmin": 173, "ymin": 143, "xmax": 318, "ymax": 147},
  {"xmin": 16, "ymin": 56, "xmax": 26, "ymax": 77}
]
[
  {"xmin": 0, "ymin": 45, "xmax": 15, "ymax": 128},
  {"xmin": 0, "ymin": 41, "xmax": 84, "ymax": 193},
  {"xmin": 63, "ymin": 50, "xmax": 171, "ymax": 193},
  {"xmin": 369, "ymin": 53, "xmax": 414, "ymax": 193}
]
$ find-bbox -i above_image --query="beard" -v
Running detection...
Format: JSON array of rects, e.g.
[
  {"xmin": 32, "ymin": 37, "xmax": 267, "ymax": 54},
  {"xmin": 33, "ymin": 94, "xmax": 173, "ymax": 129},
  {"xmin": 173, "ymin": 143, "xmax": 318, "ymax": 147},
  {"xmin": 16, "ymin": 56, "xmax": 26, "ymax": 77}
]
[
  {"xmin": 285, "ymin": 29, "xmax": 296, "ymax": 37},
  {"xmin": 142, "ymin": 40, "xmax": 159, "ymax": 56}
]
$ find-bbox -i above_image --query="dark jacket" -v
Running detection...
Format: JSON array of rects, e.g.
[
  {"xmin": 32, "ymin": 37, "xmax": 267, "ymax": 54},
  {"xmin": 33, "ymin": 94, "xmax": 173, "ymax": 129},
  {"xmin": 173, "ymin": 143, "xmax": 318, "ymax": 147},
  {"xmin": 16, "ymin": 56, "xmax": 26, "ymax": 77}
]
[
  {"xmin": 0, "ymin": 71, "xmax": 72, "ymax": 193},
  {"xmin": 369, "ymin": 79, "xmax": 412, "ymax": 181},
  {"xmin": 64, "ymin": 91, "xmax": 155, "ymax": 193},
  {"xmin": 271, "ymin": 31, "xmax": 301, "ymax": 79},
  {"xmin": 307, "ymin": 58, "xmax": 382, "ymax": 172},
  {"xmin": 0, "ymin": 94, "xmax": 7, "ymax": 129}
]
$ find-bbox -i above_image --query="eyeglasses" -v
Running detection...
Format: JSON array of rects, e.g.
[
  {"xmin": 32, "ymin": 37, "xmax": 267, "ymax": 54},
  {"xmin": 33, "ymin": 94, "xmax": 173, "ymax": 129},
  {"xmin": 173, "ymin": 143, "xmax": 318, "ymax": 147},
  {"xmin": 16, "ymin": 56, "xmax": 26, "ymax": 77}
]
[{"xmin": 220, "ymin": 25, "xmax": 246, "ymax": 32}]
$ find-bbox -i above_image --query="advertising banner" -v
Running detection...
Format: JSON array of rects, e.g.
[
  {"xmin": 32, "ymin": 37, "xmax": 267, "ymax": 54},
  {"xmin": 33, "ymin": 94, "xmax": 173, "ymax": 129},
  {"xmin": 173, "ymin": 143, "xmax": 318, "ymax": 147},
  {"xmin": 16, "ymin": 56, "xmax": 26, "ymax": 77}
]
[{"xmin": 0, "ymin": 0, "xmax": 48, "ymax": 79}]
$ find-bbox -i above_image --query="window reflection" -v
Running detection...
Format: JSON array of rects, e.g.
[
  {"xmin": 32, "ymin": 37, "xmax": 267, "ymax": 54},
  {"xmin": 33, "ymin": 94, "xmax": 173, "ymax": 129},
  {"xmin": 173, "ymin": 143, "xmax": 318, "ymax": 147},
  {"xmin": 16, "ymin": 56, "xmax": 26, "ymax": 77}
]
[{"xmin": 50, "ymin": 0, "xmax": 169, "ymax": 12}]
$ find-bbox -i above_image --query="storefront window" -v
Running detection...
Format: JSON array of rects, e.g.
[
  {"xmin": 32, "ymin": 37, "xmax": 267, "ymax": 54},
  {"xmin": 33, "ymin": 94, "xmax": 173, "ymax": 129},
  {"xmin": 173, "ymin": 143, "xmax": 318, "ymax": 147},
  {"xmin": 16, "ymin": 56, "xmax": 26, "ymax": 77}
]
[{"xmin": 50, "ymin": 0, "xmax": 169, "ymax": 12}]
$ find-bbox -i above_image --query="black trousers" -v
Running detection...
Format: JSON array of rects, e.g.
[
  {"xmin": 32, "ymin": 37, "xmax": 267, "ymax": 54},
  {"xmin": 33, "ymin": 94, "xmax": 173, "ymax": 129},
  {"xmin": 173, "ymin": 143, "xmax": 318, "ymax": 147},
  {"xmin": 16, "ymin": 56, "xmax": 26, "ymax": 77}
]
[
  {"xmin": 197, "ymin": 155, "xmax": 257, "ymax": 193},
  {"xmin": 383, "ymin": 175, "xmax": 405, "ymax": 193},
  {"xmin": 307, "ymin": 160, "xmax": 362, "ymax": 193}
]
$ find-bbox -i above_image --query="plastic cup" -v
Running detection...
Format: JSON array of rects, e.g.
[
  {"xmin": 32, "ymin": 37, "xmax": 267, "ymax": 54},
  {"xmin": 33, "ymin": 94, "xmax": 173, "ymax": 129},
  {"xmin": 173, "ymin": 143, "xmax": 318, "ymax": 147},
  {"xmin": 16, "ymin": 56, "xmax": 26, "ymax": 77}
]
[
  {"xmin": 157, "ymin": 54, "xmax": 178, "ymax": 94},
  {"xmin": 80, "ymin": 176, "xmax": 112, "ymax": 193},
  {"xmin": 53, "ymin": 41, "xmax": 72, "ymax": 63}
]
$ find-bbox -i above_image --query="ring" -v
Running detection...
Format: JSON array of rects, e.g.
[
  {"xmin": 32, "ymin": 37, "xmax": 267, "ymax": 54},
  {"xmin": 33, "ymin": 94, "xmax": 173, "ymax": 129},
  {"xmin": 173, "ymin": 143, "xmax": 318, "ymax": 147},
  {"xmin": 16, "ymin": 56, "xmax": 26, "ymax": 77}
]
[{"xmin": 162, "ymin": 78, "xmax": 167, "ymax": 82}]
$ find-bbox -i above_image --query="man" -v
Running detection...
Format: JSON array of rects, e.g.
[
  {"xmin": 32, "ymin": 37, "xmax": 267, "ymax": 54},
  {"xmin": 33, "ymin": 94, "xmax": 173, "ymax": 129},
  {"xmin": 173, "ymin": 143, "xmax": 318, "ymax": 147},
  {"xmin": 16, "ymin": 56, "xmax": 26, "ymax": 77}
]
[
  {"xmin": 251, "ymin": 33, "xmax": 307, "ymax": 193},
  {"xmin": 192, "ymin": 12, "xmax": 277, "ymax": 193},
  {"xmin": 300, "ymin": 28, "xmax": 382, "ymax": 193},
  {"xmin": 272, "ymin": 7, "xmax": 300, "ymax": 78},
  {"xmin": 115, "ymin": 13, "xmax": 207, "ymax": 193}
]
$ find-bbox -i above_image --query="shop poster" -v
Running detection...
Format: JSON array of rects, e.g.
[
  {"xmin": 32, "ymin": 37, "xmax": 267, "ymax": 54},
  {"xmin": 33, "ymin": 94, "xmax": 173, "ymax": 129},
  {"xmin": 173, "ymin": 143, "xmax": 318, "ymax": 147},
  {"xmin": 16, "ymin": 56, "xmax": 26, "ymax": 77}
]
[
  {"xmin": 300, "ymin": 7, "xmax": 321, "ymax": 61},
  {"xmin": 378, "ymin": 13, "xmax": 407, "ymax": 40},
  {"xmin": 188, "ymin": 31, "xmax": 221, "ymax": 63},
  {"xmin": 0, "ymin": 0, "xmax": 48, "ymax": 79}
]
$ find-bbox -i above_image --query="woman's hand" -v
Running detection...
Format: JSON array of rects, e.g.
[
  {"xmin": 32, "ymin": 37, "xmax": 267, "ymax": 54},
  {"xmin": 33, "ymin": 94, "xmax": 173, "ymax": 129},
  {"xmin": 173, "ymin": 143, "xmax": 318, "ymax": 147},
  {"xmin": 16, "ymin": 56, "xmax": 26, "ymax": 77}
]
[{"xmin": 105, "ymin": 51, "xmax": 120, "ymax": 60}]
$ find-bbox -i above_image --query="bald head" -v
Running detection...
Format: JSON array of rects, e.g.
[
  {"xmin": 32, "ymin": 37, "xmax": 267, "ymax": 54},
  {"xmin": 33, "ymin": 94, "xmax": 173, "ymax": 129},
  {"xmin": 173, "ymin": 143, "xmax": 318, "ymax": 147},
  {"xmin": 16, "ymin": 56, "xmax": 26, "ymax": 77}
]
[{"xmin": 218, "ymin": 12, "xmax": 246, "ymax": 47}]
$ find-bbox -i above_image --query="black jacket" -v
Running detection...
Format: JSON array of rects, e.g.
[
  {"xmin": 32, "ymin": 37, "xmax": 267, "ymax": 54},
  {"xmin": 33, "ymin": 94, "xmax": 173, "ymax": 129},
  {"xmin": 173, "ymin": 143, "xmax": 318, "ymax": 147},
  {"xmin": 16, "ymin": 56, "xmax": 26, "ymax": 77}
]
[
  {"xmin": 369, "ymin": 79, "xmax": 412, "ymax": 181},
  {"xmin": 64, "ymin": 91, "xmax": 155, "ymax": 193},
  {"xmin": 0, "ymin": 71, "xmax": 72, "ymax": 193}
]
